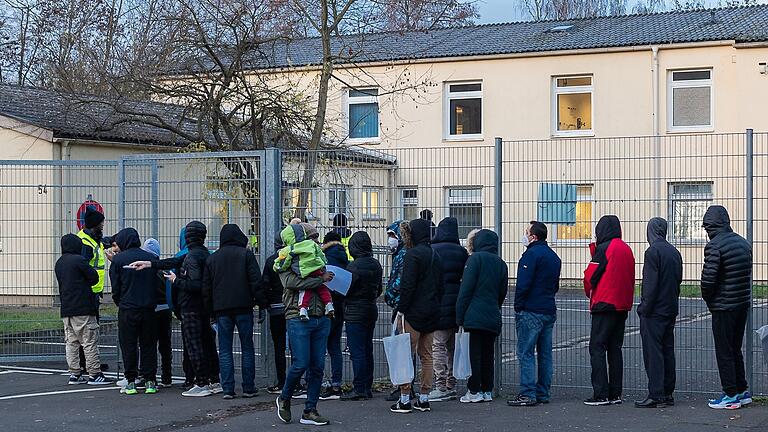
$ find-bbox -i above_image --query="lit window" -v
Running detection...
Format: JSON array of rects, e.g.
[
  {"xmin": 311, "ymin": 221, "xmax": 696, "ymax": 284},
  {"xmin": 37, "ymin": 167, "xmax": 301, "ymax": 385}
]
[
  {"xmin": 347, "ymin": 88, "xmax": 379, "ymax": 140},
  {"xmin": 445, "ymin": 83, "xmax": 482, "ymax": 138},
  {"xmin": 283, "ymin": 187, "xmax": 316, "ymax": 219},
  {"xmin": 329, "ymin": 186, "xmax": 349, "ymax": 217},
  {"xmin": 668, "ymin": 69, "xmax": 712, "ymax": 132},
  {"xmin": 362, "ymin": 188, "xmax": 382, "ymax": 219},
  {"xmin": 537, "ymin": 183, "xmax": 593, "ymax": 241},
  {"xmin": 553, "ymin": 76, "xmax": 593, "ymax": 136},
  {"xmin": 448, "ymin": 188, "xmax": 482, "ymax": 238},
  {"xmin": 401, "ymin": 188, "xmax": 418, "ymax": 221},
  {"xmin": 669, "ymin": 182, "xmax": 712, "ymax": 242}
]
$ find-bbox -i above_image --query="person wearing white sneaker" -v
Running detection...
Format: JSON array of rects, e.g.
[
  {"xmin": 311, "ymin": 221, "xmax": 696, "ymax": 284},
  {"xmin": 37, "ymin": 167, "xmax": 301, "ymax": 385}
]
[
  {"xmin": 183, "ymin": 384, "xmax": 212, "ymax": 397},
  {"xmin": 482, "ymin": 392, "xmax": 493, "ymax": 402},
  {"xmin": 208, "ymin": 382, "xmax": 223, "ymax": 394},
  {"xmin": 460, "ymin": 391, "xmax": 484, "ymax": 403}
]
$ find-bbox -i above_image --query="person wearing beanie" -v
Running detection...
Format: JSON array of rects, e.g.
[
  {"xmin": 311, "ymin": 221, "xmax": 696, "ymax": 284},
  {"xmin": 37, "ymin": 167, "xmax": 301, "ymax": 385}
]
[
  {"xmin": 140, "ymin": 238, "xmax": 174, "ymax": 388},
  {"xmin": 332, "ymin": 213, "xmax": 353, "ymax": 261}
]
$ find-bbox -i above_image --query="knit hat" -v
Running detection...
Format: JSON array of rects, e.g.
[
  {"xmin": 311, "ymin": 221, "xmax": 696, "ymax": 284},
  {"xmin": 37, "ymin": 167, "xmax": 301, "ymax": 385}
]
[
  {"xmin": 141, "ymin": 238, "xmax": 161, "ymax": 257},
  {"xmin": 84, "ymin": 207, "xmax": 105, "ymax": 229},
  {"xmin": 300, "ymin": 222, "xmax": 319, "ymax": 240}
]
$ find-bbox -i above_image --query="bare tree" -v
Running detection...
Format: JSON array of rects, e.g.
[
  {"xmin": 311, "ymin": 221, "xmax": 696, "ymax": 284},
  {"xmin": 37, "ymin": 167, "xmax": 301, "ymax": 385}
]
[
  {"xmin": 519, "ymin": 0, "xmax": 634, "ymax": 21},
  {"xmin": 632, "ymin": 0, "xmax": 666, "ymax": 13},
  {"xmin": 374, "ymin": 0, "xmax": 478, "ymax": 31}
]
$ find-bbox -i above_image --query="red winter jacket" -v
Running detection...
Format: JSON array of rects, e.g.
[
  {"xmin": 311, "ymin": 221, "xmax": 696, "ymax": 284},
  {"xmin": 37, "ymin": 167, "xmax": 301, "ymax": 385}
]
[{"xmin": 583, "ymin": 217, "xmax": 636, "ymax": 312}]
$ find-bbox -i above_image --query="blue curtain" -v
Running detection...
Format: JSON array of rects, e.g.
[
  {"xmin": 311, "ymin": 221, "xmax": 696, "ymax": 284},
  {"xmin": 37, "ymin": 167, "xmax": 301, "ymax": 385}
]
[
  {"xmin": 349, "ymin": 103, "xmax": 378, "ymax": 138},
  {"xmin": 537, "ymin": 183, "xmax": 577, "ymax": 224}
]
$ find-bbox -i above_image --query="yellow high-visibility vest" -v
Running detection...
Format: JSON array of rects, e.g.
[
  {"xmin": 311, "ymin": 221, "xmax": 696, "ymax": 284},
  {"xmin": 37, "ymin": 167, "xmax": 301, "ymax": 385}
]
[{"xmin": 77, "ymin": 230, "xmax": 105, "ymax": 293}]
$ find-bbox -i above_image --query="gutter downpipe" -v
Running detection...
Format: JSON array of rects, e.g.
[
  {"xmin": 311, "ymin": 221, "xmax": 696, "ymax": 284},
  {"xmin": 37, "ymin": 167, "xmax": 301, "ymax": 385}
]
[{"xmin": 652, "ymin": 46, "xmax": 662, "ymax": 216}]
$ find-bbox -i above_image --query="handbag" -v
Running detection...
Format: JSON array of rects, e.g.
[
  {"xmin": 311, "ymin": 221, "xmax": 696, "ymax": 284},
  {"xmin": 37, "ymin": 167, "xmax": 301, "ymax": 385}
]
[
  {"xmin": 383, "ymin": 312, "xmax": 414, "ymax": 385},
  {"xmin": 452, "ymin": 326, "xmax": 472, "ymax": 380}
]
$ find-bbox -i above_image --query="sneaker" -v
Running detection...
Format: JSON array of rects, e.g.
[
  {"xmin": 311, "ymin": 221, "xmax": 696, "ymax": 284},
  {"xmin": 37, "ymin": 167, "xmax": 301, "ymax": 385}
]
[
  {"xmin": 390, "ymin": 400, "xmax": 412, "ymax": 413},
  {"xmin": 319, "ymin": 386, "xmax": 342, "ymax": 400},
  {"xmin": 158, "ymin": 381, "xmax": 173, "ymax": 389},
  {"xmin": 145, "ymin": 381, "xmax": 158, "ymax": 394},
  {"xmin": 737, "ymin": 391, "xmax": 753, "ymax": 406},
  {"xmin": 267, "ymin": 385, "xmax": 283, "ymax": 394},
  {"xmin": 325, "ymin": 303, "xmax": 335, "ymax": 319},
  {"xmin": 87, "ymin": 373, "xmax": 113, "ymax": 386},
  {"xmin": 340, "ymin": 391, "xmax": 368, "ymax": 401},
  {"xmin": 428, "ymin": 389, "xmax": 455, "ymax": 402},
  {"xmin": 135, "ymin": 378, "xmax": 147, "ymax": 389},
  {"xmin": 664, "ymin": 395, "xmax": 675, "ymax": 406},
  {"xmin": 299, "ymin": 308, "xmax": 310, "ymax": 321},
  {"xmin": 482, "ymin": 392, "xmax": 493, "ymax": 402},
  {"xmin": 413, "ymin": 399, "xmax": 431, "ymax": 412},
  {"xmin": 609, "ymin": 396, "xmax": 623, "ymax": 405},
  {"xmin": 124, "ymin": 382, "xmax": 138, "ymax": 395},
  {"xmin": 460, "ymin": 391, "xmax": 484, "ymax": 403},
  {"xmin": 583, "ymin": 397, "xmax": 610, "ymax": 406},
  {"xmin": 182, "ymin": 385, "xmax": 212, "ymax": 397},
  {"xmin": 276, "ymin": 396, "xmax": 292, "ymax": 424},
  {"xmin": 634, "ymin": 398, "xmax": 665, "ymax": 408},
  {"xmin": 68, "ymin": 373, "xmax": 86, "ymax": 385},
  {"xmin": 243, "ymin": 391, "xmax": 257, "ymax": 398},
  {"xmin": 300, "ymin": 409, "xmax": 330, "ymax": 426},
  {"xmin": 208, "ymin": 382, "xmax": 223, "ymax": 394},
  {"xmin": 222, "ymin": 394, "xmax": 235, "ymax": 400},
  {"xmin": 708, "ymin": 393, "xmax": 741, "ymax": 410},
  {"xmin": 507, "ymin": 394, "xmax": 537, "ymax": 407},
  {"xmin": 385, "ymin": 388, "xmax": 401, "ymax": 402},
  {"xmin": 115, "ymin": 378, "xmax": 128, "ymax": 387},
  {"xmin": 292, "ymin": 388, "xmax": 308, "ymax": 399}
]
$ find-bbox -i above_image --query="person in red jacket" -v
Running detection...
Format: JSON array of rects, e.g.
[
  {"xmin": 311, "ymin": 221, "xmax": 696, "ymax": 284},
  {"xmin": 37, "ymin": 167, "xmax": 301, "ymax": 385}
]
[{"xmin": 582, "ymin": 215, "xmax": 635, "ymax": 406}]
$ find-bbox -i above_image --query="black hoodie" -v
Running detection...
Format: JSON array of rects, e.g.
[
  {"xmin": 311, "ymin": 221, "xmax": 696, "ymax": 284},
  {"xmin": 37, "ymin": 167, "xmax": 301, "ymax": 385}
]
[
  {"xmin": 263, "ymin": 233, "xmax": 285, "ymax": 310},
  {"xmin": 432, "ymin": 218, "xmax": 469, "ymax": 330},
  {"xmin": 203, "ymin": 224, "xmax": 265, "ymax": 317},
  {"xmin": 638, "ymin": 218, "xmax": 683, "ymax": 318},
  {"xmin": 152, "ymin": 221, "xmax": 210, "ymax": 313},
  {"xmin": 398, "ymin": 218, "xmax": 444, "ymax": 333},
  {"xmin": 110, "ymin": 228, "xmax": 162, "ymax": 310},
  {"xmin": 56, "ymin": 234, "xmax": 100, "ymax": 317},
  {"xmin": 345, "ymin": 231, "xmax": 383, "ymax": 325},
  {"xmin": 701, "ymin": 206, "xmax": 752, "ymax": 311}
]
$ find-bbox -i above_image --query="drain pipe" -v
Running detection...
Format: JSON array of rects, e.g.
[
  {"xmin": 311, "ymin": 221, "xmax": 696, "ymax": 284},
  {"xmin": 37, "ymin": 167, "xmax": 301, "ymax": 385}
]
[{"xmin": 651, "ymin": 46, "xmax": 662, "ymax": 215}]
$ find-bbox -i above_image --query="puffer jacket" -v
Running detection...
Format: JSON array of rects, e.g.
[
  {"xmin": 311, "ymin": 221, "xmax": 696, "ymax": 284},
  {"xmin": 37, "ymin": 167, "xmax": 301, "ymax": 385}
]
[
  {"xmin": 432, "ymin": 217, "xmax": 468, "ymax": 330},
  {"xmin": 274, "ymin": 224, "xmax": 327, "ymax": 277},
  {"xmin": 344, "ymin": 232, "xmax": 383, "ymax": 325},
  {"xmin": 398, "ymin": 218, "xmax": 444, "ymax": 333},
  {"xmin": 701, "ymin": 206, "xmax": 752, "ymax": 311},
  {"xmin": 153, "ymin": 221, "xmax": 210, "ymax": 313}
]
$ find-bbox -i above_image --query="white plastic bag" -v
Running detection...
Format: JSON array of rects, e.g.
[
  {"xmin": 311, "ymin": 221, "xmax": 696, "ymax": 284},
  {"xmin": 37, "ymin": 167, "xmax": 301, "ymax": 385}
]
[
  {"xmin": 757, "ymin": 325, "xmax": 768, "ymax": 366},
  {"xmin": 453, "ymin": 326, "xmax": 472, "ymax": 380},
  {"xmin": 383, "ymin": 313, "xmax": 414, "ymax": 385}
]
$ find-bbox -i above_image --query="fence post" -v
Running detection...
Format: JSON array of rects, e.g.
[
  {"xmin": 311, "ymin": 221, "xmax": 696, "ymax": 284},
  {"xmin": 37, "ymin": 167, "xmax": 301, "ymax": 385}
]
[
  {"xmin": 745, "ymin": 129, "xmax": 754, "ymax": 390},
  {"xmin": 260, "ymin": 148, "xmax": 282, "ymax": 381},
  {"xmin": 494, "ymin": 137, "xmax": 503, "ymax": 395},
  {"xmin": 150, "ymin": 161, "xmax": 159, "ymax": 239}
]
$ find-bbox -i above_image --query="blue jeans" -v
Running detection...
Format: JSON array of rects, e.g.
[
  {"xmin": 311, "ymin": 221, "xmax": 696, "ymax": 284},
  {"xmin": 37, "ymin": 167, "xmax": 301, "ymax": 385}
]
[
  {"xmin": 516, "ymin": 311, "xmax": 556, "ymax": 400},
  {"xmin": 327, "ymin": 310, "xmax": 344, "ymax": 387},
  {"xmin": 346, "ymin": 322, "xmax": 375, "ymax": 396},
  {"xmin": 281, "ymin": 317, "xmax": 331, "ymax": 411},
  {"xmin": 217, "ymin": 314, "xmax": 255, "ymax": 395}
]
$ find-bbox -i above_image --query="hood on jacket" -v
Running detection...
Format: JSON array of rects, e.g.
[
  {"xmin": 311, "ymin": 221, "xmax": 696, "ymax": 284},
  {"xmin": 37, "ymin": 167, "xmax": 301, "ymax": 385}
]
[
  {"xmin": 280, "ymin": 224, "xmax": 307, "ymax": 247},
  {"xmin": 61, "ymin": 233, "xmax": 82, "ymax": 254},
  {"xmin": 141, "ymin": 238, "xmax": 161, "ymax": 257},
  {"xmin": 647, "ymin": 217, "xmax": 668, "ymax": 245},
  {"xmin": 273, "ymin": 232, "xmax": 284, "ymax": 252},
  {"xmin": 178, "ymin": 227, "xmax": 187, "ymax": 251},
  {"xmin": 432, "ymin": 217, "xmax": 460, "ymax": 244},
  {"xmin": 703, "ymin": 205, "xmax": 733, "ymax": 239},
  {"xmin": 472, "ymin": 229, "xmax": 499, "ymax": 255},
  {"xmin": 596, "ymin": 215, "xmax": 622, "ymax": 244},
  {"xmin": 185, "ymin": 221, "xmax": 207, "ymax": 247},
  {"xmin": 409, "ymin": 218, "xmax": 432, "ymax": 246},
  {"xmin": 348, "ymin": 231, "xmax": 373, "ymax": 259},
  {"xmin": 220, "ymin": 224, "xmax": 248, "ymax": 248},
  {"xmin": 114, "ymin": 228, "xmax": 141, "ymax": 251},
  {"xmin": 387, "ymin": 220, "xmax": 403, "ymax": 240}
]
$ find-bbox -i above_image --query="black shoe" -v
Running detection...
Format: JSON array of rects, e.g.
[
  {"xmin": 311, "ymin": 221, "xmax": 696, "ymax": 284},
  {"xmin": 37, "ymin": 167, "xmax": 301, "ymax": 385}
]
[
  {"xmin": 385, "ymin": 388, "xmax": 401, "ymax": 402},
  {"xmin": 634, "ymin": 398, "xmax": 665, "ymax": 408},
  {"xmin": 413, "ymin": 399, "xmax": 431, "ymax": 412},
  {"xmin": 390, "ymin": 400, "xmax": 412, "ymax": 413},
  {"xmin": 584, "ymin": 397, "xmax": 610, "ymax": 406},
  {"xmin": 609, "ymin": 396, "xmax": 623, "ymax": 405},
  {"xmin": 100, "ymin": 363, "xmax": 109, "ymax": 372},
  {"xmin": 267, "ymin": 385, "xmax": 283, "ymax": 394},
  {"xmin": 292, "ymin": 388, "xmax": 307, "ymax": 399},
  {"xmin": 507, "ymin": 394, "xmax": 538, "ymax": 407},
  {"xmin": 664, "ymin": 395, "xmax": 675, "ymax": 406},
  {"xmin": 537, "ymin": 398, "xmax": 550, "ymax": 404},
  {"xmin": 276, "ymin": 396, "xmax": 291, "ymax": 424},
  {"xmin": 341, "ymin": 392, "xmax": 368, "ymax": 401},
  {"xmin": 319, "ymin": 386, "xmax": 342, "ymax": 400}
]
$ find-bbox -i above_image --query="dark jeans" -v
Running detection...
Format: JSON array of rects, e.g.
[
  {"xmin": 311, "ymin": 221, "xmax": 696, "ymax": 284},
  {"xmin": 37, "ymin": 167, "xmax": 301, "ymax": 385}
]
[
  {"xmin": 217, "ymin": 313, "xmax": 255, "ymax": 395},
  {"xmin": 589, "ymin": 311, "xmax": 627, "ymax": 399},
  {"xmin": 118, "ymin": 308, "xmax": 157, "ymax": 382},
  {"xmin": 712, "ymin": 307, "xmax": 749, "ymax": 396},
  {"xmin": 468, "ymin": 329, "xmax": 496, "ymax": 393},
  {"xmin": 327, "ymin": 305, "xmax": 344, "ymax": 387},
  {"xmin": 269, "ymin": 313, "xmax": 287, "ymax": 387},
  {"xmin": 640, "ymin": 316, "xmax": 676, "ymax": 399},
  {"xmin": 181, "ymin": 325, "xmax": 195, "ymax": 385},
  {"xmin": 155, "ymin": 309, "xmax": 173, "ymax": 383},
  {"xmin": 516, "ymin": 311, "xmax": 556, "ymax": 400},
  {"xmin": 281, "ymin": 317, "xmax": 331, "ymax": 411},
  {"xmin": 346, "ymin": 322, "xmax": 375, "ymax": 396}
]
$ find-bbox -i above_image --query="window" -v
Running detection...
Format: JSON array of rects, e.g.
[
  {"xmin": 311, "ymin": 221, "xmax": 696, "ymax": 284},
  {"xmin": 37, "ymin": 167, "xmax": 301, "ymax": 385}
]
[
  {"xmin": 362, "ymin": 188, "xmax": 382, "ymax": 219},
  {"xmin": 448, "ymin": 188, "xmax": 482, "ymax": 238},
  {"xmin": 346, "ymin": 88, "xmax": 379, "ymax": 140},
  {"xmin": 668, "ymin": 69, "xmax": 713, "ymax": 132},
  {"xmin": 400, "ymin": 188, "xmax": 418, "ymax": 221},
  {"xmin": 537, "ymin": 183, "xmax": 593, "ymax": 241},
  {"xmin": 553, "ymin": 76, "xmax": 593, "ymax": 136},
  {"xmin": 669, "ymin": 182, "xmax": 713, "ymax": 242},
  {"xmin": 445, "ymin": 82, "xmax": 482, "ymax": 139},
  {"xmin": 329, "ymin": 186, "xmax": 349, "ymax": 217},
  {"xmin": 283, "ymin": 187, "xmax": 316, "ymax": 219}
]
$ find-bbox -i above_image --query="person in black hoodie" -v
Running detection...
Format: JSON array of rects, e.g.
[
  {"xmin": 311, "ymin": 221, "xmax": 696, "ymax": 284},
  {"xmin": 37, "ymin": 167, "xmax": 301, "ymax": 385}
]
[
  {"xmin": 263, "ymin": 233, "xmax": 287, "ymax": 394},
  {"xmin": 319, "ymin": 231, "xmax": 349, "ymax": 400},
  {"xmin": 110, "ymin": 228, "xmax": 163, "ymax": 395},
  {"xmin": 340, "ymin": 231, "xmax": 382, "ymax": 401},
  {"xmin": 390, "ymin": 218, "xmax": 444, "ymax": 414},
  {"xmin": 203, "ymin": 224, "xmax": 266, "ymax": 399},
  {"xmin": 429, "ymin": 217, "xmax": 468, "ymax": 402},
  {"xmin": 56, "ymin": 233, "xmax": 112, "ymax": 385},
  {"xmin": 700, "ymin": 206, "xmax": 753, "ymax": 409},
  {"xmin": 635, "ymin": 217, "xmax": 682, "ymax": 408}
]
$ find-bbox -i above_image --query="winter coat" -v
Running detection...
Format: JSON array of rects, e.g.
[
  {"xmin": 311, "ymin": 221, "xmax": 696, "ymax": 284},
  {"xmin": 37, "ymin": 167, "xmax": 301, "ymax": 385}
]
[
  {"xmin": 385, "ymin": 220, "xmax": 407, "ymax": 309},
  {"xmin": 322, "ymin": 241, "xmax": 349, "ymax": 312},
  {"xmin": 56, "ymin": 234, "xmax": 100, "ymax": 317},
  {"xmin": 344, "ymin": 232, "xmax": 383, "ymax": 325},
  {"xmin": 456, "ymin": 230, "xmax": 509, "ymax": 335},
  {"xmin": 153, "ymin": 221, "xmax": 210, "ymax": 313},
  {"xmin": 263, "ymin": 235, "xmax": 285, "ymax": 315},
  {"xmin": 110, "ymin": 228, "xmax": 163, "ymax": 310},
  {"xmin": 274, "ymin": 225, "xmax": 327, "ymax": 277},
  {"xmin": 432, "ymin": 218, "xmax": 469, "ymax": 330},
  {"xmin": 277, "ymin": 224, "xmax": 326, "ymax": 320},
  {"xmin": 638, "ymin": 218, "xmax": 683, "ymax": 318},
  {"xmin": 583, "ymin": 216, "xmax": 636, "ymax": 313},
  {"xmin": 701, "ymin": 206, "xmax": 752, "ymax": 312},
  {"xmin": 398, "ymin": 218, "xmax": 444, "ymax": 333},
  {"xmin": 203, "ymin": 224, "xmax": 266, "ymax": 317},
  {"xmin": 514, "ymin": 240, "xmax": 561, "ymax": 315}
]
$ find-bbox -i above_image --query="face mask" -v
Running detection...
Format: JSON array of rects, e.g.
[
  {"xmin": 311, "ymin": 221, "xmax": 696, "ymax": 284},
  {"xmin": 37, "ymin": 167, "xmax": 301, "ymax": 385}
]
[
  {"xmin": 521, "ymin": 234, "xmax": 531, "ymax": 247},
  {"xmin": 388, "ymin": 237, "xmax": 399, "ymax": 251}
]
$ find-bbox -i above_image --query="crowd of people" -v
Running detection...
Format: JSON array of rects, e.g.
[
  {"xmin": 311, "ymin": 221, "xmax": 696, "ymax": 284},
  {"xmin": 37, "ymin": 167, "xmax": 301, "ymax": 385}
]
[{"xmin": 54, "ymin": 203, "xmax": 754, "ymax": 427}]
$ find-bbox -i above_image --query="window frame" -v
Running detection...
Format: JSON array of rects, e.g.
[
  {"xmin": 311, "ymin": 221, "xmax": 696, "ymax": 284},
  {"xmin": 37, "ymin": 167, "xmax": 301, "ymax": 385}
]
[
  {"xmin": 362, "ymin": 187, "xmax": 384, "ymax": 220},
  {"xmin": 446, "ymin": 186, "xmax": 483, "ymax": 239},
  {"xmin": 400, "ymin": 187, "xmax": 418, "ymax": 221},
  {"xmin": 344, "ymin": 88, "xmax": 380, "ymax": 144},
  {"xmin": 668, "ymin": 181, "xmax": 713, "ymax": 244},
  {"xmin": 667, "ymin": 68, "xmax": 714, "ymax": 133},
  {"xmin": 283, "ymin": 185, "xmax": 318, "ymax": 220},
  {"xmin": 443, "ymin": 81, "xmax": 484, "ymax": 141},
  {"xmin": 328, "ymin": 185, "xmax": 351, "ymax": 219},
  {"xmin": 549, "ymin": 184, "xmax": 594, "ymax": 245},
  {"xmin": 551, "ymin": 75, "xmax": 594, "ymax": 138}
]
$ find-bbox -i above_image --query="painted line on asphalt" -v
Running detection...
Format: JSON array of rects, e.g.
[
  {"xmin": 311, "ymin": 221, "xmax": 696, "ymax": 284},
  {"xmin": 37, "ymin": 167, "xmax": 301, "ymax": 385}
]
[
  {"xmin": 0, "ymin": 386, "xmax": 119, "ymax": 401},
  {"xmin": 0, "ymin": 370, "xmax": 53, "ymax": 375}
]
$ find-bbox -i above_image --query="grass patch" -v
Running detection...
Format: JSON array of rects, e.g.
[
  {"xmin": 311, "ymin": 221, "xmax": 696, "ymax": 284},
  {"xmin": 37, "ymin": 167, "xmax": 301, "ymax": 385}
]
[{"xmin": 0, "ymin": 304, "xmax": 118, "ymax": 335}]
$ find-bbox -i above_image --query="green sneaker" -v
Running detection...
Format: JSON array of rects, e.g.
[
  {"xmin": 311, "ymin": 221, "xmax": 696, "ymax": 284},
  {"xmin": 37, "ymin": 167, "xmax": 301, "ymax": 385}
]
[
  {"xmin": 276, "ymin": 396, "xmax": 291, "ymax": 424},
  {"xmin": 300, "ymin": 409, "xmax": 330, "ymax": 426},
  {"xmin": 145, "ymin": 381, "xmax": 157, "ymax": 394},
  {"xmin": 124, "ymin": 382, "xmax": 138, "ymax": 395}
]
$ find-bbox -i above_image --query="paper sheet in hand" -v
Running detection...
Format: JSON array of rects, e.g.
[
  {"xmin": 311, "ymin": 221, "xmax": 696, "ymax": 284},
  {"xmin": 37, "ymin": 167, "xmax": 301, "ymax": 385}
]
[{"xmin": 324, "ymin": 265, "xmax": 352, "ymax": 296}]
